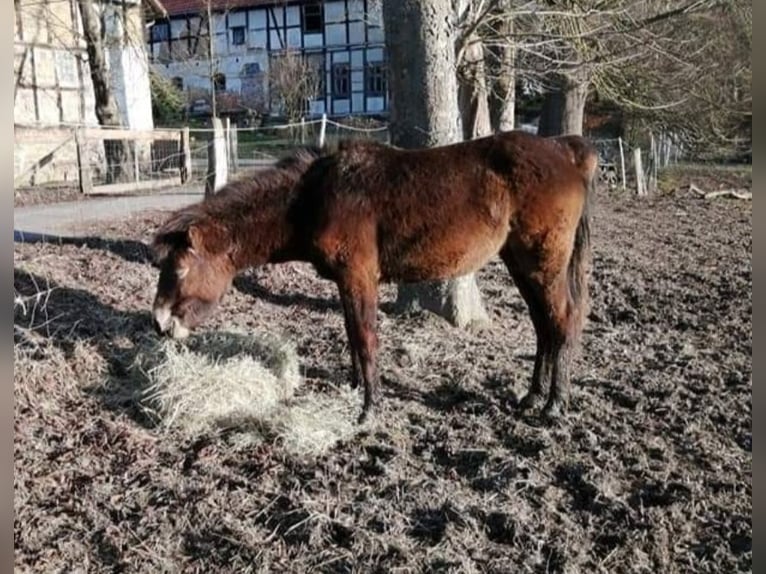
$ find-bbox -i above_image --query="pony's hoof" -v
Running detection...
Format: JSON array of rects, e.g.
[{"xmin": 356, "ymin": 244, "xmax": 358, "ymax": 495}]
[
  {"xmin": 541, "ymin": 401, "xmax": 565, "ymax": 423},
  {"xmin": 518, "ymin": 392, "xmax": 543, "ymax": 411},
  {"xmin": 350, "ymin": 378, "xmax": 359, "ymax": 390},
  {"xmin": 357, "ymin": 406, "xmax": 375, "ymax": 425},
  {"xmin": 356, "ymin": 411, "xmax": 375, "ymax": 425}
]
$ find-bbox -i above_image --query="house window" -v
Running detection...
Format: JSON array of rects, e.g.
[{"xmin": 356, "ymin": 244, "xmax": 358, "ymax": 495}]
[
  {"xmin": 213, "ymin": 73, "xmax": 226, "ymax": 92},
  {"xmin": 172, "ymin": 76, "xmax": 184, "ymax": 91},
  {"xmin": 365, "ymin": 63, "xmax": 386, "ymax": 97},
  {"xmin": 331, "ymin": 63, "xmax": 349, "ymax": 98},
  {"xmin": 231, "ymin": 26, "xmax": 246, "ymax": 46},
  {"xmin": 54, "ymin": 51, "xmax": 77, "ymax": 86},
  {"xmin": 306, "ymin": 53, "xmax": 325, "ymax": 97},
  {"xmin": 303, "ymin": 3, "xmax": 323, "ymax": 34},
  {"xmin": 151, "ymin": 22, "xmax": 169, "ymax": 42},
  {"xmin": 242, "ymin": 62, "xmax": 261, "ymax": 76}
]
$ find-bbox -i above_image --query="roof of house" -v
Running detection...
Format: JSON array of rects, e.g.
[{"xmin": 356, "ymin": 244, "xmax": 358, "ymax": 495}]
[
  {"xmin": 160, "ymin": 0, "xmax": 299, "ymax": 17},
  {"xmin": 143, "ymin": 0, "xmax": 168, "ymax": 18}
]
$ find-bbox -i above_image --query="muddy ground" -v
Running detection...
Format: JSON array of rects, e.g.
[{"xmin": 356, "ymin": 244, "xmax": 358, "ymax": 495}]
[{"xmin": 14, "ymin": 174, "xmax": 751, "ymax": 573}]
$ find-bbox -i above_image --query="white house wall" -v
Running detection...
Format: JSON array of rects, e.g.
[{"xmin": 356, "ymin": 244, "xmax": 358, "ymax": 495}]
[
  {"xmin": 103, "ymin": 1, "xmax": 154, "ymax": 131},
  {"xmin": 14, "ymin": 0, "xmax": 153, "ymax": 185},
  {"xmin": 118, "ymin": 45, "xmax": 155, "ymax": 130}
]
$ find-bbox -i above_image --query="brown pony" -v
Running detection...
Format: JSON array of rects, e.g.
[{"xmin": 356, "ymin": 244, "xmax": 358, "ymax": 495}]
[{"xmin": 151, "ymin": 131, "xmax": 596, "ymax": 423}]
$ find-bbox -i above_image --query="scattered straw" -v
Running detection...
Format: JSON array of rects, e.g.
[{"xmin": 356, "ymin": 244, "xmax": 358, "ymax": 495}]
[
  {"xmin": 129, "ymin": 330, "xmax": 360, "ymax": 456},
  {"xmin": 271, "ymin": 388, "xmax": 359, "ymax": 456}
]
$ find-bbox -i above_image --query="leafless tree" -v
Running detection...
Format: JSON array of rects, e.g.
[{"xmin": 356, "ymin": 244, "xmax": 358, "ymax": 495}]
[
  {"xmin": 76, "ymin": 0, "xmax": 134, "ymax": 183},
  {"xmin": 267, "ymin": 48, "xmax": 321, "ymax": 125},
  {"xmin": 452, "ymin": 0, "xmax": 749, "ymax": 145},
  {"xmin": 455, "ymin": 0, "xmax": 494, "ymax": 139},
  {"xmin": 594, "ymin": 0, "xmax": 751, "ymax": 156}
]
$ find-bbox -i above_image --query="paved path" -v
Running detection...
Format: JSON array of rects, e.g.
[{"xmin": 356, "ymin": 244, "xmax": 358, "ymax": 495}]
[{"xmin": 14, "ymin": 185, "xmax": 204, "ymax": 240}]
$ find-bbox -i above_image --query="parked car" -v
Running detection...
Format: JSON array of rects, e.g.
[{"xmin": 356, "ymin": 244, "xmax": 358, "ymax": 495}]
[{"xmin": 186, "ymin": 99, "xmax": 212, "ymax": 118}]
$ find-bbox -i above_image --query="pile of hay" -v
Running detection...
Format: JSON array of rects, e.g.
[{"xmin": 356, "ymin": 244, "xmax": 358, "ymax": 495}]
[{"xmin": 130, "ymin": 330, "xmax": 359, "ymax": 456}]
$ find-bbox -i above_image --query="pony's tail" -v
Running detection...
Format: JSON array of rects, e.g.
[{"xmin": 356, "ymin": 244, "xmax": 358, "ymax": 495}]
[{"xmin": 567, "ymin": 173, "xmax": 593, "ymax": 341}]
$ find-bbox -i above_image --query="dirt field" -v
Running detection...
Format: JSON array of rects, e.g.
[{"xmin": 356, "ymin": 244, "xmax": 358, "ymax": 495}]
[{"xmin": 14, "ymin": 177, "xmax": 751, "ymax": 572}]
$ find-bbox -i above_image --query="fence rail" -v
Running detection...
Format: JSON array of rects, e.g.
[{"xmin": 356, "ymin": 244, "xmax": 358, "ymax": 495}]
[{"xmin": 15, "ymin": 119, "xmax": 686, "ymax": 197}]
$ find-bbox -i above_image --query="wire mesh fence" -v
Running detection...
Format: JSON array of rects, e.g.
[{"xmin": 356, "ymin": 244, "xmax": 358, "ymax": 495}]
[{"xmin": 591, "ymin": 131, "xmax": 686, "ymax": 194}]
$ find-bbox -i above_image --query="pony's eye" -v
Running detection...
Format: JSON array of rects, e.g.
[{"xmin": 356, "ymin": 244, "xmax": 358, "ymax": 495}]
[{"xmin": 177, "ymin": 266, "xmax": 189, "ymax": 279}]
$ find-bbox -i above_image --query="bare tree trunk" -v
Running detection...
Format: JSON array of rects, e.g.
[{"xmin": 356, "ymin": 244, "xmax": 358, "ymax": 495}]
[
  {"xmin": 486, "ymin": 6, "xmax": 516, "ymax": 132},
  {"xmin": 383, "ymin": 0, "xmax": 461, "ymax": 147},
  {"xmin": 458, "ymin": 33, "xmax": 492, "ymax": 140},
  {"xmin": 206, "ymin": 0, "xmax": 217, "ymax": 118},
  {"xmin": 537, "ymin": 73, "xmax": 589, "ymax": 136},
  {"xmin": 384, "ymin": 0, "xmax": 489, "ymax": 329},
  {"xmin": 77, "ymin": 0, "xmax": 133, "ymax": 183}
]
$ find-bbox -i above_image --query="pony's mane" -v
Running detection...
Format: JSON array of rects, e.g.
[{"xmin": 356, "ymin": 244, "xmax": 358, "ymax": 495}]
[
  {"xmin": 209, "ymin": 145, "xmax": 324, "ymax": 209},
  {"xmin": 152, "ymin": 146, "xmax": 324, "ymax": 259}
]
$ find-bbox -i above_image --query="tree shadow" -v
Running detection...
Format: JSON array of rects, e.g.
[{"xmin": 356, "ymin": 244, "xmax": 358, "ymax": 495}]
[
  {"xmin": 14, "ymin": 230, "xmax": 154, "ymax": 265},
  {"xmin": 422, "ymin": 381, "xmax": 488, "ymax": 413},
  {"xmin": 14, "ymin": 267, "xmax": 157, "ymax": 426},
  {"xmin": 481, "ymin": 373, "xmax": 521, "ymax": 410}
]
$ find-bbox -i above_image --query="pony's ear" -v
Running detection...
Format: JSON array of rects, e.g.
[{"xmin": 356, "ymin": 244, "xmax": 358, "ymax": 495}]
[
  {"xmin": 152, "ymin": 209, "xmax": 199, "ymax": 262},
  {"xmin": 151, "ymin": 230, "xmax": 189, "ymax": 264},
  {"xmin": 152, "ymin": 208, "xmax": 230, "ymax": 261},
  {"xmin": 188, "ymin": 220, "xmax": 231, "ymax": 256}
]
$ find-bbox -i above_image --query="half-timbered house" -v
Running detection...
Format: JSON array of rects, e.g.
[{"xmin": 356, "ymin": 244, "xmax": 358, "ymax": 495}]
[{"xmin": 148, "ymin": 0, "xmax": 388, "ymax": 118}]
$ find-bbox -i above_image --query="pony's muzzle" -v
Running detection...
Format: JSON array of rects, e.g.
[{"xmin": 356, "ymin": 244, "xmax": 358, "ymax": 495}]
[
  {"xmin": 152, "ymin": 306, "xmax": 191, "ymax": 339},
  {"xmin": 152, "ymin": 316, "xmax": 165, "ymax": 336},
  {"xmin": 153, "ymin": 306, "xmax": 172, "ymax": 335},
  {"xmin": 153, "ymin": 308, "xmax": 191, "ymax": 340}
]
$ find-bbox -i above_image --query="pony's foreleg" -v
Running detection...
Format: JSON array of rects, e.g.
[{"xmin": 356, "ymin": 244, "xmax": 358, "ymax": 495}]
[{"xmin": 338, "ymin": 274, "xmax": 380, "ymax": 423}]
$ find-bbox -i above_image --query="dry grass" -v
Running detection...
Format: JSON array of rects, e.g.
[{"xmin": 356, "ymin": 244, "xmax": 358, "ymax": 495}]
[
  {"xmin": 133, "ymin": 331, "xmax": 301, "ymax": 431},
  {"xmin": 270, "ymin": 388, "xmax": 359, "ymax": 456},
  {"xmin": 126, "ymin": 330, "xmax": 359, "ymax": 457}
]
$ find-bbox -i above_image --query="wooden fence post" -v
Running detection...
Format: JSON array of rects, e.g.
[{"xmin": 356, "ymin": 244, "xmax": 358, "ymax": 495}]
[
  {"xmin": 180, "ymin": 127, "xmax": 191, "ymax": 184},
  {"xmin": 318, "ymin": 113, "xmax": 327, "ymax": 148},
  {"xmin": 649, "ymin": 132, "xmax": 660, "ymax": 192},
  {"xmin": 229, "ymin": 121, "xmax": 239, "ymax": 174},
  {"xmin": 134, "ymin": 143, "xmax": 140, "ymax": 183},
  {"xmin": 633, "ymin": 147, "xmax": 646, "ymax": 197},
  {"xmin": 618, "ymin": 136, "xmax": 626, "ymax": 191},
  {"xmin": 75, "ymin": 128, "xmax": 93, "ymax": 195},
  {"xmin": 205, "ymin": 117, "xmax": 228, "ymax": 196}
]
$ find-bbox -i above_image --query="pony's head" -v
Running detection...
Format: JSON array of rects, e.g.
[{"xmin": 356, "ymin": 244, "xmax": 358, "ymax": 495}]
[{"xmin": 150, "ymin": 209, "xmax": 235, "ymax": 339}]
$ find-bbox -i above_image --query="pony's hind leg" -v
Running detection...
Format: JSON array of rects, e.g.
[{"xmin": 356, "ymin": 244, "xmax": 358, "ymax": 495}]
[
  {"xmin": 541, "ymin": 209, "xmax": 590, "ymax": 420},
  {"xmin": 501, "ymin": 249, "xmax": 552, "ymax": 410},
  {"xmin": 540, "ymin": 279, "xmax": 578, "ymax": 420},
  {"xmin": 517, "ymin": 275, "xmax": 576, "ymax": 420},
  {"xmin": 337, "ymin": 271, "xmax": 380, "ymax": 423},
  {"xmin": 340, "ymin": 297, "xmax": 362, "ymax": 389},
  {"xmin": 502, "ymin": 248, "xmax": 584, "ymax": 420}
]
